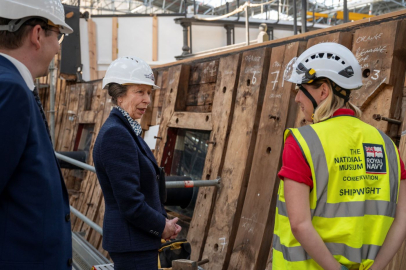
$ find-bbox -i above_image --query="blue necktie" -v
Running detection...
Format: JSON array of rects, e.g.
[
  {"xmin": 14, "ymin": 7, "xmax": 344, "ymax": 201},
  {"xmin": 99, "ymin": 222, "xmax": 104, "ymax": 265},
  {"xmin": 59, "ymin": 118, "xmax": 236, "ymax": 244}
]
[{"xmin": 33, "ymin": 87, "xmax": 52, "ymax": 142}]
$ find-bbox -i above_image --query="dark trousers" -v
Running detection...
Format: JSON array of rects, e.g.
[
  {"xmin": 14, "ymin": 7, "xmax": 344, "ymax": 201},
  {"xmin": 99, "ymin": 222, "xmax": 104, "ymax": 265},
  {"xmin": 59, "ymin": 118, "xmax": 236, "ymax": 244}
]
[{"xmin": 109, "ymin": 250, "xmax": 158, "ymax": 270}]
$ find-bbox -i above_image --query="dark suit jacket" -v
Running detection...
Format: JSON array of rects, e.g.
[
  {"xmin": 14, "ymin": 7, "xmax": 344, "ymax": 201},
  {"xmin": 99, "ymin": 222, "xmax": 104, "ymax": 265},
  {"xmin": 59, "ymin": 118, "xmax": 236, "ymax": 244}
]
[
  {"xmin": 93, "ymin": 108, "xmax": 166, "ymax": 252},
  {"xmin": 0, "ymin": 55, "xmax": 72, "ymax": 269}
]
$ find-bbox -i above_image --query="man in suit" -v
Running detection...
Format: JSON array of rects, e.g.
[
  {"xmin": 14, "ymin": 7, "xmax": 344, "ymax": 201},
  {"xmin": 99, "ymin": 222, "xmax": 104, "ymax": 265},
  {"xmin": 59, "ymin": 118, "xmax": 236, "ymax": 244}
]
[{"xmin": 0, "ymin": 0, "xmax": 74, "ymax": 269}]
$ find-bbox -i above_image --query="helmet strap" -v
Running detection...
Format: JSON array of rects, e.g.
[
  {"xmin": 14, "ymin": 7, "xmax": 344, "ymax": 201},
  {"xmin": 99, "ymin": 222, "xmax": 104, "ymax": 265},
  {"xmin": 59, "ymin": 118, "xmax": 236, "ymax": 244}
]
[
  {"xmin": 298, "ymin": 84, "xmax": 318, "ymax": 112},
  {"xmin": 0, "ymin": 17, "xmax": 34, "ymax": 32},
  {"xmin": 330, "ymin": 80, "xmax": 351, "ymax": 104}
]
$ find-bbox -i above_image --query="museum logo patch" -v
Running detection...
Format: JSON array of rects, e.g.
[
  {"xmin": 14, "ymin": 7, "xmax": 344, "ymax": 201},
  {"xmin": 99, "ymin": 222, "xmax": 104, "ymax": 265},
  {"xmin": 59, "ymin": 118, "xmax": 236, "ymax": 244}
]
[{"xmin": 363, "ymin": 143, "xmax": 386, "ymax": 174}]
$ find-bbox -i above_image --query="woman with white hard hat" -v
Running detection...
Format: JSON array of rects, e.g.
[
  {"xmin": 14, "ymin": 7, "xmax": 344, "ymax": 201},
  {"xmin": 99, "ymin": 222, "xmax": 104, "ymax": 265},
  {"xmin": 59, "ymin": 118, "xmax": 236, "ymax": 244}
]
[
  {"xmin": 93, "ymin": 57, "xmax": 181, "ymax": 270},
  {"xmin": 272, "ymin": 43, "xmax": 406, "ymax": 270}
]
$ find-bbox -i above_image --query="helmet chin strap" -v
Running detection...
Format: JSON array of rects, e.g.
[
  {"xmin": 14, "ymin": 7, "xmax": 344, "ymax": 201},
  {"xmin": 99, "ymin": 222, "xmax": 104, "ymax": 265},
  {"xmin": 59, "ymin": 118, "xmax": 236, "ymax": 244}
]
[{"xmin": 298, "ymin": 84, "xmax": 318, "ymax": 120}]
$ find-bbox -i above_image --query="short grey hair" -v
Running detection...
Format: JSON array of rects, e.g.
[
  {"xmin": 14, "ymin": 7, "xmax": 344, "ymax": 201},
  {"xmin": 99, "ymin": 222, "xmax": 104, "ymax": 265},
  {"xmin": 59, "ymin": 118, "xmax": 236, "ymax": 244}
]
[{"xmin": 107, "ymin": 83, "xmax": 128, "ymax": 105}]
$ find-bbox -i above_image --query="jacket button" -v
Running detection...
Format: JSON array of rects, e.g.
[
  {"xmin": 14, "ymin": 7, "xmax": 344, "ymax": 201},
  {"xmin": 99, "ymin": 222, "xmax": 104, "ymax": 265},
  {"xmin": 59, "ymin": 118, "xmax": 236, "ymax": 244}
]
[
  {"xmin": 156, "ymin": 175, "xmax": 159, "ymax": 180},
  {"xmin": 67, "ymin": 258, "xmax": 73, "ymax": 266},
  {"xmin": 65, "ymin": 214, "xmax": 71, "ymax": 222}
]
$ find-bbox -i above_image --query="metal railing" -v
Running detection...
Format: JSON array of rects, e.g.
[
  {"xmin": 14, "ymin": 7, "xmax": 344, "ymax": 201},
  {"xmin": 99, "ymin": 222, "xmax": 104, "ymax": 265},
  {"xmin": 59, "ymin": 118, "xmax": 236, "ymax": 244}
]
[{"xmin": 56, "ymin": 152, "xmax": 221, "ymax": 235}]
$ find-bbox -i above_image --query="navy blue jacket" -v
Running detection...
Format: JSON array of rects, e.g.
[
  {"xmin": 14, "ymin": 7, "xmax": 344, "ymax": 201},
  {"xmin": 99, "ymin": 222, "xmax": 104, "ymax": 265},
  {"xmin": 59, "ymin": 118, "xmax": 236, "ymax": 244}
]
[
  {"xmin": 0, "ymin": 56, "xmax": 72, "ymax": 269},
  {"xmin": 93, "ymin": 108, "xmax": 166, "ymax": 252}
]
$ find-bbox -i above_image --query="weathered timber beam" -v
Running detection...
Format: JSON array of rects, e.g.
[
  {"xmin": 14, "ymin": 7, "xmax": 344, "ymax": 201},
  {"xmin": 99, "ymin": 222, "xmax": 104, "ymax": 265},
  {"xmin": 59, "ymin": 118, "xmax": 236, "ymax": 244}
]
[{"xmin": 168, "ymin": 112, "xmax": 213, "ymax": 131}]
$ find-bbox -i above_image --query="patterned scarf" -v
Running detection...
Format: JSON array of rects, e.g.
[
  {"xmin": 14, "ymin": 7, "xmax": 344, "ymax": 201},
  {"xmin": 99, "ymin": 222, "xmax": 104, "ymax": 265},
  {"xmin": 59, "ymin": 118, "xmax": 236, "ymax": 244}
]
[{"xmin": 115, "ymin": 106, "xmax": 142, "ymax": 136}]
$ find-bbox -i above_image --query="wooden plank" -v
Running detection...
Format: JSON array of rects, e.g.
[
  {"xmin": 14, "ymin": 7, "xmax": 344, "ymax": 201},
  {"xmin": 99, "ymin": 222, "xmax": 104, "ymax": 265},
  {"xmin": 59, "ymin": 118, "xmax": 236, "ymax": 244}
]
[
  {"xmin": 306, "ymin": 31, "xmax": 353, "ymax": 49},
  {"xmin": 151, "ymin": 71, "xmax": 163, "ymax": 126},
  {"xmin": 228, "ymin": 41, "xmax": 307, "ymax": 270},
  {"xmin": 154, "ymin": 65, "xmax": 190, "ymax": 165},
  {"xmin": 112, "ymin": 17, "xmax": 118, "ymax": 61},
  {"xmin": 141, "ymin": 86, "xmax": 155, "ymax": 131},
  {"xmin": 201, "ymin": 47, "xmax": 271, "ymax": 270},
  {"xmin": 188, "ymin": 53, "xmax": 242, "ymax": 261},
  {"xmin": 185, "ymin": 105, "xmax": 212, "ymax": 113},
  {"xmin": 189, "ymin": 60, "xmax": 219, "ymax": 85},
  {"xmin": 352, "ymin": 21, "xmax": 406, "ymax": 139},
  {"xmin": 54, "ymin": 80, "xmax": 67, "ymax": 147},
  {"xmin": 186, "ymin": 83, "xmax": 216, "ymax": 107},
  {"xmin": 152, "ymin": 15, "xmax": 158, "ymax": 61},
  {"xmin": 88, "ymin": 19, "xmax": 98, "ymax": 81},
  {"xmin": 152, "ymin": 70, "xmax": 169, "ymax": 126},
  {"xmin": 168, "ymin": 112, "xmax": 212, "ymax": 131}
]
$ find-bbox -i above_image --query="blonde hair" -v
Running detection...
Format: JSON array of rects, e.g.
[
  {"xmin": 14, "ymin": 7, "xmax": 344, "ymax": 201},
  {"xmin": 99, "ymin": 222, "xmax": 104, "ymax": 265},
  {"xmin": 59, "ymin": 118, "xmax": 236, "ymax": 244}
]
[{"xmin": 306, "ymin": 78, "xmax": 362, "ymax": 123}]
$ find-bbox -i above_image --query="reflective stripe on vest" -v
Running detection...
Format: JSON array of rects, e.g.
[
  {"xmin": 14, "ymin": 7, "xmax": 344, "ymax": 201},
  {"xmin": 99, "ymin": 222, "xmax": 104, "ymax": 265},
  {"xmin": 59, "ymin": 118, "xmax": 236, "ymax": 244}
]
[
  {"xmin": 273, "ymin": 234, "xmax": 381, "ymax": 263},
  {"xmin": 273, "ymin": 116, "xmax": 401, "ymax": 269}
]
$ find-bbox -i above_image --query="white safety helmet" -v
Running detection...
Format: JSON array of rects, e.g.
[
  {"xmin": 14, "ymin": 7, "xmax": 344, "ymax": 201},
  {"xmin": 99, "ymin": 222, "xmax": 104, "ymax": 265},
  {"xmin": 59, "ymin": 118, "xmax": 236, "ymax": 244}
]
[
  {"xmin": 284, "ymin": 43, "xmax": 362, "ymax": 90},
  {"xmin": 102, "ymin": 56, "xmax": 160, "ymax": 89},
  {"xmin": 0, "ymin": 0, "xmax": 73, "ymax": 34}
]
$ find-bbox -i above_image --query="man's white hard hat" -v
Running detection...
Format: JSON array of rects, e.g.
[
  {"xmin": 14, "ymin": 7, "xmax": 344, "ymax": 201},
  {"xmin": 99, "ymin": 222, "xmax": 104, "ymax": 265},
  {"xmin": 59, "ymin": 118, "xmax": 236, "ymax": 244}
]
[
  {"xmin": 284, "ymin": 43, "xmax": 363, "ymax": 90},
  {"xmin": 102, "ymin": 57, "xmax": 160, "ymax": 90},
  {"xmin": 0, "ymin": 0, "xmax": 73, "ymax": 34}
]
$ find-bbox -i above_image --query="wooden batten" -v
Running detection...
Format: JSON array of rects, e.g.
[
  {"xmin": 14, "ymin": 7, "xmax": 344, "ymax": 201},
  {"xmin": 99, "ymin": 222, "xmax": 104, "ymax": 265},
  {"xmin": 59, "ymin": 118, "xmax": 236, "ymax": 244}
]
[
  {"xmin": 152, "ymin": 15, "xmax": 158, "ymax": 61},
  {"xmin": 168, "ymin": 112, "xmax": 212, "ymax": 131},
  {"xmin": 88, "ymin": 19, "xmax": 98, "ymax": 81},
  {"xmin": 112, "ymin": 17, "xmax": 118, "ymax": 61}
]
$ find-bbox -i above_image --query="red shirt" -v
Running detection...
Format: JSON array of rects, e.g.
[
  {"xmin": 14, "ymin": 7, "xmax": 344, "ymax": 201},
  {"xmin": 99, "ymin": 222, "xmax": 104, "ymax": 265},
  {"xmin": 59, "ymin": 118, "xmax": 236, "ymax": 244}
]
[{"xmin": 278, "ymin": 109, "xmax": 406, "ymax": 188}]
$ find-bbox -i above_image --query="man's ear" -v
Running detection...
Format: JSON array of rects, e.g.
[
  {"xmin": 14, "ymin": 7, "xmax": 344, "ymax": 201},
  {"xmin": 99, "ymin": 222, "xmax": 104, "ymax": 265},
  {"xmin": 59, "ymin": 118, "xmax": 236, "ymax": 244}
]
[
  {"xmin": 320, "ymin": 82, "xmax": 330, "ymax": 101},
  {"xmin": 28, "ymin": 25, "xmax": 42, "ymax": 50}
]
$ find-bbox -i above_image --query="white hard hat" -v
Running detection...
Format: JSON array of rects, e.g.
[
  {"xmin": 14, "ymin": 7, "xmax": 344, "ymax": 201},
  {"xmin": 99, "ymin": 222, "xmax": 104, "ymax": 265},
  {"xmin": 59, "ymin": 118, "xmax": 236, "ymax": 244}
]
[
  {"xmin": 0, "ymin": 0, "xmax": 73, "ymax": 34},
  {"xmin": 102, "ymin": 56, "xmax": 160, "ymax": 90},
  {"xmin": 284, "ymin": 43, "xmax": 362, "ymax": 90}
]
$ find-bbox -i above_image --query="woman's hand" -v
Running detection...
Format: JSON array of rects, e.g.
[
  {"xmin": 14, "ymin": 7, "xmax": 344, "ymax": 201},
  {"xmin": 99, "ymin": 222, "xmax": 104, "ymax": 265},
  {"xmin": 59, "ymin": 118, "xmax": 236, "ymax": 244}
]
[{"xmin": 162, "ymin": 218, "xmax": 181, "ymax": 240}]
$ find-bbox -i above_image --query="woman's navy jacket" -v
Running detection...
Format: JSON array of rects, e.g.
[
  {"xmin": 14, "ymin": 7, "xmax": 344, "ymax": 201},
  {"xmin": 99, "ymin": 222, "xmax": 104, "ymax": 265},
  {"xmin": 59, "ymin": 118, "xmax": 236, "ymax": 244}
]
[{"xmin": 93, "ymin": 107, "xmax": 167, "ymax": 252}]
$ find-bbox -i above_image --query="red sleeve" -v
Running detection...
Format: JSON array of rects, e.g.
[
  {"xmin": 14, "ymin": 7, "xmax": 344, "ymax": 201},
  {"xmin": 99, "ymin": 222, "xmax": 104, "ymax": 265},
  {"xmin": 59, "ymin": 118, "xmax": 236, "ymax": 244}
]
[
  {"xmin": 397, "ymin": 148, "xmax": 406, "ymax": 180},
  {"xmin": 278, "ymin": 134, "xmax": 313, "ymax": 188}
]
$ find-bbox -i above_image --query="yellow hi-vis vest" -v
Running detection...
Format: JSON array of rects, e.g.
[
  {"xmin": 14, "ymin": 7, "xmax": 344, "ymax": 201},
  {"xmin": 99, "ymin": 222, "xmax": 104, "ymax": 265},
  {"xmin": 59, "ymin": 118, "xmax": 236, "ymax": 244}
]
[{"xmin": 272, "ymin": 115, "xmax": 400, "ymax": 270}]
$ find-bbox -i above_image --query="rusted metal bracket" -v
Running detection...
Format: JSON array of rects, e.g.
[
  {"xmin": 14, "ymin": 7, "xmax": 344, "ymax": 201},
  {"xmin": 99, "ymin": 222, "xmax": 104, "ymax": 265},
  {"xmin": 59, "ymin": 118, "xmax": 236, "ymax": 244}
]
[{"xmin": 372, "ymin": 114, "xmax": 402, "ymax": 125}]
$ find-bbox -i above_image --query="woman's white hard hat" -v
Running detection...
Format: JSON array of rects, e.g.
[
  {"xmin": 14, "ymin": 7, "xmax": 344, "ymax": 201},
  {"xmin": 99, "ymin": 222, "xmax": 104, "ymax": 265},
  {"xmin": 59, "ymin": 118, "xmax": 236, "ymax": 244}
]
[
  {"xmin": 284, "ymin": 43, "xmax": 363, "ymax": 90},
  {"xmin": 0, "ymin": 0, "xmax": 73, "ymax": 34},
  {"xmin": 102, "ymin": 57, "xmax": 160, "ymax": 90}
]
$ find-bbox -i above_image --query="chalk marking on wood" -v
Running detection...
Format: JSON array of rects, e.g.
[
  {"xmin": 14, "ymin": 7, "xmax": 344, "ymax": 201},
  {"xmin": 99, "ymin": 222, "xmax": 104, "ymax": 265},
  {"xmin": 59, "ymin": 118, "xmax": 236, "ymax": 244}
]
[{"xmin": 356, "ymin": 33, "xmax": 383, "ymax": 43}]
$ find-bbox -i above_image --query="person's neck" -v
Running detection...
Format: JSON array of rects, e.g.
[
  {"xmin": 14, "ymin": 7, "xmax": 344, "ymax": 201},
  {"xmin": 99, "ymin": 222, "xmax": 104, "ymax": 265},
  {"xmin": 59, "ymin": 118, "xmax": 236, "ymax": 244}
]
[{"xmin": 0, "ymin": 48, "xmax": 37, "ymax": 80}]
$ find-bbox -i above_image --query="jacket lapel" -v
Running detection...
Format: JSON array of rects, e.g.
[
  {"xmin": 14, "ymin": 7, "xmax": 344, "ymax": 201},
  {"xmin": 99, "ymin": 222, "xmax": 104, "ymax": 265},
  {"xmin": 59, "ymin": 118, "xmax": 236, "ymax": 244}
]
[{"xmin": 111, "ymin": 108, "xmax": 160, "ymax": 169}]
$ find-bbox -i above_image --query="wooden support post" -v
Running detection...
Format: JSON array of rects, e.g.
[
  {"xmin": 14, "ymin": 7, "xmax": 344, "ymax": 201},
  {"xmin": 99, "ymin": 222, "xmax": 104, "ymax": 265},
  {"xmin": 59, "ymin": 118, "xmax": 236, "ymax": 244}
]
[
  {"xmin": 200, "ymin": 47, "xmax": 271, "ymax": 270},
  {"xmin": 140, "ymin": 71, "xmax": 157, "ymax": 131},
  {"xmin": 154, "ymin": 65, "xmax": 190, "ymax": 165},
  {"xmin": 153, "ymin": 15, "xmax": 158, "ymax": 62},
  {"xmin": 88, "ymin": 19, "xmax": 98, "ymax": 81},
  {"xmin": 187, "ymin": 54, "xmax": 242, "ymax": 261},
  {"xmin": 112, "ymin": 17, "xmax": 118, "ymax": 61},
  {"xmin": 229, "ymin": 41, "xmax": 307, "ymax": 270},
  {"xmin": 152, "ymin": 70, "xmax": 169, "ymax": 126}
]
